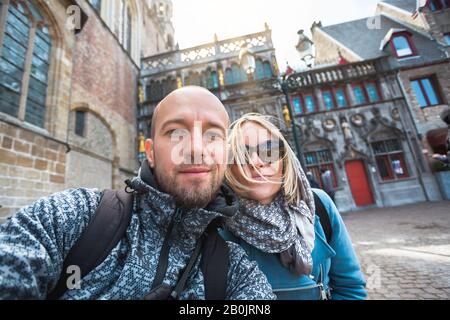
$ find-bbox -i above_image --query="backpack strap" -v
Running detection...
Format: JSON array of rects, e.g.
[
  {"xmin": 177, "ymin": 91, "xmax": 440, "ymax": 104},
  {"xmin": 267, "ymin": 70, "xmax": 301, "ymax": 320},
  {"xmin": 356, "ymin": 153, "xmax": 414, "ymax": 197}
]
[
  {"xmin": 313, "ymin": 191, "xmax": 333, "ymax": 244},
  {"xmin": 201, "ymin": 223, "xmax": 229, "ymax": 300},
  {"xmin": 47, "ymin": 189, "xmax": 133, "ymax": 300}
]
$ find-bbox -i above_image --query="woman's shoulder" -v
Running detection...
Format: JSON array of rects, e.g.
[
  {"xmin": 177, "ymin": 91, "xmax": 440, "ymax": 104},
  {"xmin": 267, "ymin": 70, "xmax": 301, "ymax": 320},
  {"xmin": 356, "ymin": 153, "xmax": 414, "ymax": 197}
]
[{"xmin": 311, "ymin": 188, "xmax": 334, "ymax": 210}]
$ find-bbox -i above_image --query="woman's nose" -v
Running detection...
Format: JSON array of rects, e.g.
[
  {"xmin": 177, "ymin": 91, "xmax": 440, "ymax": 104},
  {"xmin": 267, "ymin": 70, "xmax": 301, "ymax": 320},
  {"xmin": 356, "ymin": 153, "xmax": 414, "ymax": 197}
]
[{"xmin": 249, "ymin": 151, "xmax": 265, "ymax": 167}]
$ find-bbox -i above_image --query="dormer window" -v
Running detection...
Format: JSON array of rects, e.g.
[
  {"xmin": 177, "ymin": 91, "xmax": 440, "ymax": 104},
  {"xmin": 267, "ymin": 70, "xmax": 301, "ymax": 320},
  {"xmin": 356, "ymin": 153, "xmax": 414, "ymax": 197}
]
[
  {"xmin": 390, "ymin": 32, "xmax": 417, "ymax": 58},
  {"xmin": 428, "ymin": 0, "xmax": 449, "ymax": 11}
]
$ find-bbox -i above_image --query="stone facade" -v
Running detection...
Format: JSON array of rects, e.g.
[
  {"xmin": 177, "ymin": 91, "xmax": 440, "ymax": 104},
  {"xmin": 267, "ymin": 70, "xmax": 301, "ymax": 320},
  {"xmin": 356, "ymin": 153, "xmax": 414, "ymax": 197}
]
[
  {"xmin": 284, "ymin": 59, "xmax": 443, "ymax": 211},
  {"xmin": 0, "ymin": 0, "xmax": 174, "ymax": 221},
  {"xmin": 139, "ymin": 25, "xmax": 282, "ymax": 138},
  {"xmin": 288, "ymin": 0, "xmax": 450, "ymax": 211}
]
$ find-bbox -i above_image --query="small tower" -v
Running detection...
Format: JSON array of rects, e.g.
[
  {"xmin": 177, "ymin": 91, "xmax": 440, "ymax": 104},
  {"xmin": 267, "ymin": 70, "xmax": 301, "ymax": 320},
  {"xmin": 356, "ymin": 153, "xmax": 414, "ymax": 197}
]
[{"xmin": 150, "ymin": 0, "xmax": 175, "ymax": 51}]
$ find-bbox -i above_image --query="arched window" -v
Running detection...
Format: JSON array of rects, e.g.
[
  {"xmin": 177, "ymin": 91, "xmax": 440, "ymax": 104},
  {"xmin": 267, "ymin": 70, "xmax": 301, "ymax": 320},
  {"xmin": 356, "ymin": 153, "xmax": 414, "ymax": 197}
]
[
  {"xmin": 0, "ymin": 0, "xmax": 52, "ymax": 128},
  {"xmin": 148, "ymin": 80, "xmax": 163, "ymax": 102},
  {"xmin": 118, "ymin": 0, "xmax": 132, "ymax": 54},
  {"xmin": 200, "ymin": 68, "xmax": 219, "ymax": 89},
  {"xmin": 125, "ymin": 5, "xmax": 132, "ymax": 53},
  {"xmin": 225, "ymin": 68, "xmax": 233, "ymax": 85},
  {"xmin": 210, "ymin": 71, "xmax": 219, "ymax": 89},
  {"xmin": 255, "ymin": 59, "xmax": 264, "ymax": 80},
  {"xmin": 162, "ymin": 77, "xmax": 176, "ymax": 97},
  {"xmin": 255, "ymin": 60, "xmax": 273, "ymax": 80},
  {"xmin": 231, "ymin": 63, "xmax": 246, "ymax": 84},
  {"xmin": 391, "ymin": 33, "xmax": 416, "ymax": 58},
  {"xmin": 263, "ymin": 61, "xmax": 273, "ymax": 78}
]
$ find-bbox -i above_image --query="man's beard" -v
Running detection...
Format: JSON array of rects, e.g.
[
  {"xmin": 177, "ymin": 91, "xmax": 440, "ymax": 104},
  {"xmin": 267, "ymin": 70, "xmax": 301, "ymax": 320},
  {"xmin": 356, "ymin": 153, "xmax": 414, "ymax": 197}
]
[{"xmin": 154, "ymin": 164, "xmax": 223, "ymax": 210}]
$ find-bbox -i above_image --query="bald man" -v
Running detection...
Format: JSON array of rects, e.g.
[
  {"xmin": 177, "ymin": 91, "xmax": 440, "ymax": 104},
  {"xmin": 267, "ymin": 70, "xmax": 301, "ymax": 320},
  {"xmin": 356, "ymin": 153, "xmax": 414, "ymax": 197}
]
[{"xmin": 0, "ymin": 86, "xmax": 275, "ymax": 300}]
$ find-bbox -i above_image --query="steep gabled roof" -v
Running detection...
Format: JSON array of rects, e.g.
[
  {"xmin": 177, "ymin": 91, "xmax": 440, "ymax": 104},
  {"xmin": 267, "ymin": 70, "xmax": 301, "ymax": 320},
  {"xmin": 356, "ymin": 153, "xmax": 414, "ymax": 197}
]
[
  {"xmin": 379, "ymin": 0, "xmax": 418, "ymax": 13},
  {"xmin": 318, "ymin": 14, "xmax": 447, "ymax": 68}
]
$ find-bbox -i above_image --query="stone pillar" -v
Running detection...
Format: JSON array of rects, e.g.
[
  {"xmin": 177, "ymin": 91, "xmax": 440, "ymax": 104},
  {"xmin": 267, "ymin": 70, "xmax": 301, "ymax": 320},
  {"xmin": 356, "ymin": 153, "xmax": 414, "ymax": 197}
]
[
  {"xmin": 314, "ymin": 88, "xmax": 325, "ymax": 112},
  {"xmin": 378, "ymin": 76, "xmax": 392, "ymax": 100},
  {"xmin": 346, "ymin": 83, "xmax": 357, "ymax": 106}
]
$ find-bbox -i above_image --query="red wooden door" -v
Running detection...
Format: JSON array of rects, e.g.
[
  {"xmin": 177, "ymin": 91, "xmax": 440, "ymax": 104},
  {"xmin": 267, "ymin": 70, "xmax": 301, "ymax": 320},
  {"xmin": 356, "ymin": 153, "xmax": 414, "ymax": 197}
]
[{"xmin": 345, "ymin": 160, "xmax": 375, "ymax": 206}]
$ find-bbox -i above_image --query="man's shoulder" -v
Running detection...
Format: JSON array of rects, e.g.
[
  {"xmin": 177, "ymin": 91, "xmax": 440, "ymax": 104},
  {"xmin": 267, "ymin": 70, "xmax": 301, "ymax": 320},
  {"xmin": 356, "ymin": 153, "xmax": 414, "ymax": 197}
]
[
  {"xmin": 18, "ymin": 187, "xmax": 103, "ymax": 221},
  {"xmin": 40, "ymin": 188, "xmax": 102, "ymax": 208}
]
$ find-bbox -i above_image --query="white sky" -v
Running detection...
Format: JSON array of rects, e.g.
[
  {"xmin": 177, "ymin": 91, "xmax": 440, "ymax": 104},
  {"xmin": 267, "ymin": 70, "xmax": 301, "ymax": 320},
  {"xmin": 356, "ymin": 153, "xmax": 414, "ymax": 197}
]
[{"xmin": 171, "ymin": 0, "xmax": 381, "ymax": 70}]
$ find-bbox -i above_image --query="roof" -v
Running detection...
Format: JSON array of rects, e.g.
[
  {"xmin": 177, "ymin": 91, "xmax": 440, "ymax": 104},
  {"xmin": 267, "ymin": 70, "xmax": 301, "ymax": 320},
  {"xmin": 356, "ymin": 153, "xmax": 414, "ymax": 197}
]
[
  {"xmin": 379, "ymin": 0, "xmax": 418, "ymax": 13},
  {"xmin": 318, "ymin": 14, "xmax": 447, "ymax": 69}
]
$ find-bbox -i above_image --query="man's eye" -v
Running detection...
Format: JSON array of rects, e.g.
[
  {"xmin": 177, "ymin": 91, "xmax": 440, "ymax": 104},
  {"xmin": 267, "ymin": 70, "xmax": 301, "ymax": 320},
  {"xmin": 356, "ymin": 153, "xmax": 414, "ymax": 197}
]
[
  {"xmin": 169, "ymin": 129, "xmax": 188, "ymax": 140},
  {"xmin": 205, "ymin": 132, "xmax": 223, "ymax": 141}
]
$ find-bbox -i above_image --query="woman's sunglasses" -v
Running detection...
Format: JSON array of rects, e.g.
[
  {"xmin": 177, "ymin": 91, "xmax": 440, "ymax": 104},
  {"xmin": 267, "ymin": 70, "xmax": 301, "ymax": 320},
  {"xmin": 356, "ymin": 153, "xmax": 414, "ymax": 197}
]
[{"xmin": 243, "ymin": 139, "xmax": 285, "ymax": 164}]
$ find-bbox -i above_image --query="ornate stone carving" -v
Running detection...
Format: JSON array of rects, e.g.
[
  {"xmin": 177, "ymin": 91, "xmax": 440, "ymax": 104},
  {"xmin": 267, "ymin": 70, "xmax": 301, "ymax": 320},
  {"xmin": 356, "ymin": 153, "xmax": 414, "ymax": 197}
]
[
  {"xmin": 322, "ymin": 118, "xmax": 337, "ymax": 132},
  {"xmin": 350, "ymin": 113, "xmax": 366, "ymax": 127}
]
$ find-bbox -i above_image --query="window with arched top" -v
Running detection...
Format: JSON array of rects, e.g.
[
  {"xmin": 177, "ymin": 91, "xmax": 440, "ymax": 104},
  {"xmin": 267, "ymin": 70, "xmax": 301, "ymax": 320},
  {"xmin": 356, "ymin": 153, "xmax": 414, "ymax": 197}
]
[
  {"xmin": 125, "ymin": 5, "xmax": 132, "ymax": 53},
  {"xmin": 255, "ymin": 60, "xmax": 273, "ymax": 80},
  {"xmin": 147, "ymin": 80, "xmax": 163, "ymax": 102},
  {"xmin": 231, "ymin": 64, "xmax": 246, "ymax": 84},
  {"xmin": 225, "ymin": 68, "xmax": 233, "ymax": 85},
  {"xmin": 263, "ymin": 62, "xmax": 273, "ymax": 78},
  {"xmin": 200, "ymin": 69, "xmax": 219, "ymax": 89},
  {"xmin": 255, "ymin": 59, "xmax": 264, "ymax": 80},
  {"xmin": 0, "ymin": 0, "xmax": 52, "ymax": 128},
  {"xmin": 210, "ymin": 71, "xmax": 219, "ymax": 89},
  {"xmin": 118, "ymin": 0, "xmax": 133, "ymax": 54},
  {"xmin": 390, "ymin": 33, "xmax": 417, "ymax": 58},
  {"xmin": 162, "ymin": 77, "xmax": 176, "ymax": 97}
]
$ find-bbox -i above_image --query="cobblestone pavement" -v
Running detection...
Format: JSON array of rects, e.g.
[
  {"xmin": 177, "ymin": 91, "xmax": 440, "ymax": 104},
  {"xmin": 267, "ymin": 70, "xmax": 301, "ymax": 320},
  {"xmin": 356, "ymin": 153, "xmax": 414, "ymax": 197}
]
[{"xmin": 342, "ymin": 201, "xmax": 450, "ymax": 300}]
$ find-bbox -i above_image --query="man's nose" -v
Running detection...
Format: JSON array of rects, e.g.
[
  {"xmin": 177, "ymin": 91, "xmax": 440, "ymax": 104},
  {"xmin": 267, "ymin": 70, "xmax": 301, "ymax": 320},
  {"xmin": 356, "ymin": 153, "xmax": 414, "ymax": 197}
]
[{"xmin": 189, "ymin": 127, "xmax": 204, "ymax": 163}]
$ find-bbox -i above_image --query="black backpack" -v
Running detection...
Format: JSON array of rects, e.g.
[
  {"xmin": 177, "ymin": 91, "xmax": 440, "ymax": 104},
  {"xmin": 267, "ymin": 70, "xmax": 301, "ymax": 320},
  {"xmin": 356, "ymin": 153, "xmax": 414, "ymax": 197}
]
[
  {"xmin": 313, "ymin": 191, "xmax": 333, "ymax": 244},
  {"xmin": 47, "ymin": 189, "xmax": 228, "ymax": 300},
  {"xmin": 48, "ymin": 189, "xmax": 332, "ymax": 300}
]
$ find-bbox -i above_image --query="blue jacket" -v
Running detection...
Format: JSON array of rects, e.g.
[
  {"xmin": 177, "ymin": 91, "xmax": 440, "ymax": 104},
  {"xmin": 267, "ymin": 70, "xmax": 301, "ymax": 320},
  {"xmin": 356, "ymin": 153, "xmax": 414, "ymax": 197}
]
[{"xmin": 221, "ymin": 189, "xmax": 367, "ymax": 300}]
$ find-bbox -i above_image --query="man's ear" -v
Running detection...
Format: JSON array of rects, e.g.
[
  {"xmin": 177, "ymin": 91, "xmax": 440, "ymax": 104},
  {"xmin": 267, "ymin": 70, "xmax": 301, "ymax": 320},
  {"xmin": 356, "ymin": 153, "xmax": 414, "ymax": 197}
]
[{"xmin": 145, "ymin": 139, "xmax": 155, "ymax": 168}]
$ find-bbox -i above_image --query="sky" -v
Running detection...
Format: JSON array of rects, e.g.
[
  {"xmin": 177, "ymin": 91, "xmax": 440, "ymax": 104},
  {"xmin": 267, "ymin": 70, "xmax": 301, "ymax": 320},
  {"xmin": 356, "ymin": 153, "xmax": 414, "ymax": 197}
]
[{"xmin": 171, "ymin": 0, "xmax": 382, "ymax": 70}]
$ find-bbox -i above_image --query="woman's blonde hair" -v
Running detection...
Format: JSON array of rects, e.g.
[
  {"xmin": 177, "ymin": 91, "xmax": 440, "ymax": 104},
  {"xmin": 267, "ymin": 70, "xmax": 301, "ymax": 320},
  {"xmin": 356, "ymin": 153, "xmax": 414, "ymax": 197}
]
[{"xmin": 225, "ymin": 113, "xmax": 305, "ymax": 206}]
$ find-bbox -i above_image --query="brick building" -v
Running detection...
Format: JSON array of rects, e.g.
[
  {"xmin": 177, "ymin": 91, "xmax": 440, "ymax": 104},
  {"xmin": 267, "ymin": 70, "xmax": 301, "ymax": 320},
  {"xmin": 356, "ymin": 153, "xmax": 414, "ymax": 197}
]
[{"xmin": 0, "ymin": 0, "xmax": 174, "ymax": 221}]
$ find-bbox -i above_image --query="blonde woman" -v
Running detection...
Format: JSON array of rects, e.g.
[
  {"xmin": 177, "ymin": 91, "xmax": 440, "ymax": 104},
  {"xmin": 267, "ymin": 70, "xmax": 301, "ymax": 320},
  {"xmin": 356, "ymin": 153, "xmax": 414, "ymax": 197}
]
[{"xmin": 221, "ymin": 113, "xmax": 367, "ymax": 300}]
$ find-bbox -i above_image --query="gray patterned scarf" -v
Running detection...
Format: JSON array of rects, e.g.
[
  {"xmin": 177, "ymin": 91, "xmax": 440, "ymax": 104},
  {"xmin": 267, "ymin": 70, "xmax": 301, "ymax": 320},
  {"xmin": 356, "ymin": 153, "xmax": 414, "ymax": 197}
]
[{"xmin": 225, "ymin": 167, "xmax": 315, "ymax": 276}]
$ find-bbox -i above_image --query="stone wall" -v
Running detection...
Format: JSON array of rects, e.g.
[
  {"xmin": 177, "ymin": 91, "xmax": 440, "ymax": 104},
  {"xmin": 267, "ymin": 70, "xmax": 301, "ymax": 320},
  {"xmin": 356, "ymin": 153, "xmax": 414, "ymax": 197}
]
[{"xmin": 0, "ymin": 122, "xmax": 67, "ymax": 222}]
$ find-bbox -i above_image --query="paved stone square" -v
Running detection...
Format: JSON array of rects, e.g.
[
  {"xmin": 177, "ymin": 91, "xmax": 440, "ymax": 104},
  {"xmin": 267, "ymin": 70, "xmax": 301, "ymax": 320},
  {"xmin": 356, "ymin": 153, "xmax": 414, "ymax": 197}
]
[{"xmin": 342, "ymin": 201, "xmax": 450, "ymax": 300}]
